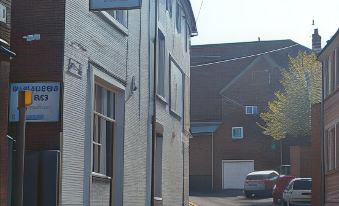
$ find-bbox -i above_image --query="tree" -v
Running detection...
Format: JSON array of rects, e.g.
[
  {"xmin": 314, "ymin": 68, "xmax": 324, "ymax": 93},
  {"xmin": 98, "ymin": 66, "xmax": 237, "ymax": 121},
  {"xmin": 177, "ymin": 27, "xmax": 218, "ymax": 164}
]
[{"xmin": 259, "ymin": 52, "xmax": 322, "ymax": 140}]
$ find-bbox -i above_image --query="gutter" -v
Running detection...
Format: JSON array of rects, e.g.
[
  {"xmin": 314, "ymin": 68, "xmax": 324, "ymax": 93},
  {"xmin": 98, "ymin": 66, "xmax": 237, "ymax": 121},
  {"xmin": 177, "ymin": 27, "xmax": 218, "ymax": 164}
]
[
  {"xmin": 320, "ymin": 60, "xmax": 325, "ymax": 206},
  {"xmin": 151, "ymin": 0, "xmax": 158, "ymax": 205}
]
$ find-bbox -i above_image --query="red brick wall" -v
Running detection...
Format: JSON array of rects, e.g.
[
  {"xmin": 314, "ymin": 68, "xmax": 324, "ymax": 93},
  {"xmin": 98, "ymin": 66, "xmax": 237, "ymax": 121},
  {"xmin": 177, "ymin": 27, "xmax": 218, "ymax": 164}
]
[
  {"xmin": 8, "ymin": 0, "xmax": 65, "ymax": 150},
  {"xmin": 0, "ymin": 59, "xmax": 10, "ymax": 205},
  {"xmin": 212, "ymin": 115, "xmax": 281, "ymax": 191},
  {"xmin": 189, "ymin": 134, "xmax": 212, "ymax": 176}
]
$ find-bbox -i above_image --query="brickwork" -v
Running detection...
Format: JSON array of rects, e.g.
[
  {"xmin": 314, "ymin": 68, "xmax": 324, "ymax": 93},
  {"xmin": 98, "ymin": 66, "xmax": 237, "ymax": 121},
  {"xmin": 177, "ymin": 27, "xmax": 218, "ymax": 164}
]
[
  {"xmin": 0, "ymin": 0, "xmax": 11, "ymax": 204},
  {"xmin": 0, "ymin": 60, "xmax": 10, "ymax": 206}
]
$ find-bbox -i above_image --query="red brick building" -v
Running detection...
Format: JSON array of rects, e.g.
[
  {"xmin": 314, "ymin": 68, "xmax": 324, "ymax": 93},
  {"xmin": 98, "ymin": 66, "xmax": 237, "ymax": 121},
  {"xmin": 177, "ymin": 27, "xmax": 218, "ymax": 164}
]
[
  {"xmin": 0, "ymin": 0, "xmax": 15, "ymax": 205},
  {"xmin": 189, "ymin": 40, "xmax": 310, "ymax": 192},
  {"xmin": 319, "ymin": 28, "xmax": 339, "ymax": 206}
]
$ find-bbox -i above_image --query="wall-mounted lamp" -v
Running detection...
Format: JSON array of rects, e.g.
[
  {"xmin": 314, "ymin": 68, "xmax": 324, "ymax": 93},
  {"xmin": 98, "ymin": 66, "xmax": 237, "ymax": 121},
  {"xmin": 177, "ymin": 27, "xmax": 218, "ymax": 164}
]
[{"xmin": 130, "ymin": 76, "xmax": 138, "ymax": 94}]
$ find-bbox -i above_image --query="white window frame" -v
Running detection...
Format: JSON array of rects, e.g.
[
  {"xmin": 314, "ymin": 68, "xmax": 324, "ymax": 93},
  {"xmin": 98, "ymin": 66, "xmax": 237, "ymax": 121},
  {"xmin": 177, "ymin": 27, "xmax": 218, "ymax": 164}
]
[
  {"xmin": 92, "ymin": 81, "xmax": 116, "ymax": 177},
  {"xmin": 245, "ymin": 106, "xmax": 258, "ymax": 115},
  {"xmin": 157, "ymin": 30, "xmax": 167, "ymax": 99},
  {"xmin": 0, "ymin": 3, "xmax": 6, "ymax": 23},
  {"xmin": 169, "ymin": 57, "xmax": 184, "ymax": 118},
  {"xmin": 232, "ymin": 127, "xmax": 244, "ymax": 139}
]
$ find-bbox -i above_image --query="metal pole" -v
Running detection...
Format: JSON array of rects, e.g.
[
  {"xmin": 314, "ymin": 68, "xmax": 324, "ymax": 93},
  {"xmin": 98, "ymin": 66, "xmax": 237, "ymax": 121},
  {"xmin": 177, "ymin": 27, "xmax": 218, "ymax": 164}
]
[
  {"xmin": 150, "ymin": 0, "xmax": 158, "ymax": 205},
  {"xmin": 15, "ymin": 106, "xmax": 27, "ymax": 206}
]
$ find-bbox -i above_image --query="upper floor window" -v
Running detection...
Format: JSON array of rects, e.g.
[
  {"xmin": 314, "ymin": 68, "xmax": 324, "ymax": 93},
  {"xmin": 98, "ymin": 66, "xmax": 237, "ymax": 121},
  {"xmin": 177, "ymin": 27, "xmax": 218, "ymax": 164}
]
[
  {"xmin": 325, "ymin": 126, "xmax": 337, "ymax": 172},
  {"xmin": 245, "ymin": 106, "xmax": 258, "ymax": 115},
  {"xmin": 0, "ymin": 3, "xmax": 6, "ymax": 23},
  {"xmin": 170, "ymin": 58, "xmax": 184, "ymax": 117},
  {"xmin": 232, "ymin": 127, "xmax": 243, "ymax": 139},
  {"xmin": 106, "ymin": 10, "xmax": 128, "ymax": 28},
  {"xmin": 157, "ymin": 30, "xmax": 166, "ymax": 98},
  {"xmin": 175, "ymin": 2, "xmax": 181, "ymax": 33},
  {"xmin": 166, "ymin": 0, "xmax": 173, "ymax": 16}
]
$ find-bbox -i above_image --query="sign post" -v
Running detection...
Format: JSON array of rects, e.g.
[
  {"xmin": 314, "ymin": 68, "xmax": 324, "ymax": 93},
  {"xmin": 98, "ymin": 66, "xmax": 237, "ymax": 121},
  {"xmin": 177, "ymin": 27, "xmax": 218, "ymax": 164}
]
[{"xmin": 14, "ymin": 90, "xmax": 32, "ymax": 206}]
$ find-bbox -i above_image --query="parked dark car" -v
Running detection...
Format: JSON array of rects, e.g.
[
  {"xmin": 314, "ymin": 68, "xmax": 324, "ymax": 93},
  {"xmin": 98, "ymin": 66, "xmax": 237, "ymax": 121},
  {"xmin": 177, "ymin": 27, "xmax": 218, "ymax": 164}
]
[
  {"xmin": 272, "ymin": 175, "xmax": 295, "ymax": 204},
  {"xmin": 244, "ymin": 170, "xmax": 279, "ymax": 198}
]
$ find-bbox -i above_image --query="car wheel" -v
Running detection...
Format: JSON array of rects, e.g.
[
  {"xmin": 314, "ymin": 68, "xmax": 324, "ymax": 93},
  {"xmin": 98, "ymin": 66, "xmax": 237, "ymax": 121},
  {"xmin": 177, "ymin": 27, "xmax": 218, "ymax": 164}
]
[
  {"xmin": 244, "ymin": 191, "xmax": 252, "ymax": 198},
  {"xmin": 273, "ymin": 198, "xmax": 281, "ymax": 205}
]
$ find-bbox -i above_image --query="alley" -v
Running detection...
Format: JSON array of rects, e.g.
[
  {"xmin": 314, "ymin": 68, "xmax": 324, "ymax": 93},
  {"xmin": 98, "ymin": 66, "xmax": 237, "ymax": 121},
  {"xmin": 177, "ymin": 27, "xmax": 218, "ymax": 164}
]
[{"xmin": 190, "ymin": 190, "xmax": 274, "ymax": 206}]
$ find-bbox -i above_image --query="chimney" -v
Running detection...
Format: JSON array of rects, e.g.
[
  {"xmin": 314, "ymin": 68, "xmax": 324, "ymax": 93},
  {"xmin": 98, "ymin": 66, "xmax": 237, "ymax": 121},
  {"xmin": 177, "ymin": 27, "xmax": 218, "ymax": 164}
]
[{"xmin": 312, "ymin": 28, "xmax": 321, "ymax": 53}]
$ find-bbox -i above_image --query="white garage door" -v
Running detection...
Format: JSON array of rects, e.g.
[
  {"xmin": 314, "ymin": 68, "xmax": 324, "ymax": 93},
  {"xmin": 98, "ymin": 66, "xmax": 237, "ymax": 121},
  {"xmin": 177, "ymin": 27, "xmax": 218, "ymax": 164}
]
[{"xmin": 222, "ymin": 160, "xmax": 254, "ymax": 189}]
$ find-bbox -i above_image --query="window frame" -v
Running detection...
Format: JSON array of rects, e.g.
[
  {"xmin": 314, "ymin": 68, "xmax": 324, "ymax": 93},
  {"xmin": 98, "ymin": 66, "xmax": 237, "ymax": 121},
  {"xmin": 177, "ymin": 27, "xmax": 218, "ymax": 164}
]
[
  {"xmin": 245, "ymin": 106, "xmax": 258, "ymax": 115},
  {"xmin": 232, "ymin": 127, "xmax": 244, "ymax": 139},
  {"xmin": 156, "ymin": 30, "xmax": 167, "ymax": 99},
  {"xmin": 166, "ymin": 0, "xmax": 173, "ymax": 17},
  {"xmin": 92, "ymin": 81, "xmax": 116, "ymax": 177},
  {"xmin": 325, "ymin": 125, "xmax": 337, "ymax": 173},
  {"xmin": 175, "ymin": 2, "xmax": 182, "ymax": 33},
  {"xmin": 169, "ymin": 56, "xmax": 184, "ymax": 118}
]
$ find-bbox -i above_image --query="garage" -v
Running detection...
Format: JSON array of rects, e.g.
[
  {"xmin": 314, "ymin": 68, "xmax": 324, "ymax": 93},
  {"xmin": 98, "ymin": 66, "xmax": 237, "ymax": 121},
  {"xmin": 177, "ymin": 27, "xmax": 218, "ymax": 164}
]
[{"xmin": 222, "ymin": 160, "xmax": 254, "ymax": 189}]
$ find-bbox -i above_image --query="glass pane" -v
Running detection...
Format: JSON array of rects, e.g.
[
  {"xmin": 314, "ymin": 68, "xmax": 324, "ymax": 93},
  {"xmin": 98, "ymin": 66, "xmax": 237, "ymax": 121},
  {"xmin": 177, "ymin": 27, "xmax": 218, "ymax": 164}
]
[
  {"xmin": 107, "ymin": 91, "xmax": 115, "ymax": 119},
  {"xmin": 293, "ymin": 180, "xmax": 312, "ymax": 190},
  {"xmin": 106, "ymin": 121, "xmax": 114, "ymax": 176},
  {"xmin": 93, "ymin": 114, "xmax": 99, "ymax": 142},
  {"xmin": 93, "ymin": 144, "xmax": 100, "ymax": 173},
  {"xmin": 95, "ymin": 84, "xmax": 102, "ymax": 113}
]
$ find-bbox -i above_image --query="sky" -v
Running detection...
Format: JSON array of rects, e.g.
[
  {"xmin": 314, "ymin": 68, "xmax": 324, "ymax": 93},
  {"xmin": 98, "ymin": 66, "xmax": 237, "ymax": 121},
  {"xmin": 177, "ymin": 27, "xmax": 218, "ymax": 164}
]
[{"xmin": 190, "ymin": 0, "xmax": 339, "ymax": 48}]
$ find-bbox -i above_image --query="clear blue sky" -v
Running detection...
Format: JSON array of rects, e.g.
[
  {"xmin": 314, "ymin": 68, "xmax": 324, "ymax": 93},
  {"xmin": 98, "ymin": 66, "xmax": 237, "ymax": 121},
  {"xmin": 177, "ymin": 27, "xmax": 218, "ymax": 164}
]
[{"xmin": 191, "ymin": 0, "xmax": 339, "ymax": 48}]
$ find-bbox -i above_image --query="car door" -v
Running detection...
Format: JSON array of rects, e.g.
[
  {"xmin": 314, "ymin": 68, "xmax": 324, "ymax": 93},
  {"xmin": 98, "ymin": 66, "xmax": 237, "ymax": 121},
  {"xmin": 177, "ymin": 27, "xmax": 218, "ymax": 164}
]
[{"xmin": 283, "ymin": 181, "xmax": 294, "ymax": 204}]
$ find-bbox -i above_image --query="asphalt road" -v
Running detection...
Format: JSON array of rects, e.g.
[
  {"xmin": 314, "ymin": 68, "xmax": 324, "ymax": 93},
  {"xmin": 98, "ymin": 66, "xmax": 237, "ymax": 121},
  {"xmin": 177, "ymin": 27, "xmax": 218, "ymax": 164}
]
[{"xmin": 189, "ymin": 190, "xmax": 275, "ymax": 206}]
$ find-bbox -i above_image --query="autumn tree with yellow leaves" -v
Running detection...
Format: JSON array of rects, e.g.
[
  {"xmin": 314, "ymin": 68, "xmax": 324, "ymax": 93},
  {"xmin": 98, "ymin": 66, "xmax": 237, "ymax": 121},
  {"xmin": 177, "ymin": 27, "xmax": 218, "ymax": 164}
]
[{"xmin": 259, "ymin": 52, "xmax": 322, "ymax": 140}]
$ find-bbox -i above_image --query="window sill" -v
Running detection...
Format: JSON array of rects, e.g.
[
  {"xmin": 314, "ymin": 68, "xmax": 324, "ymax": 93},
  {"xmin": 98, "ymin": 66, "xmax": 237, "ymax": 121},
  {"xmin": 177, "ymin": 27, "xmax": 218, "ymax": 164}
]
[
  {"xmin": 170, "ymin": 110, "xmax": 182, "ymax": 120},
  {"xmin": 97, "ymin": 11, "xmax": 129, "ymax": 36},
  {"xmin": 156, "ymin": 94, "xmax": 168, "ymax": 104},
  {"xmin": 154, "ymin": 197, "xmax": 163, "ymax": 201},
  {"xmin": 325, "ymin": 168, "xmax": 339, "ymax": 176},
  {"xmin": 91, "ymin": 172, "xmax": 112, "ymax": 180}
]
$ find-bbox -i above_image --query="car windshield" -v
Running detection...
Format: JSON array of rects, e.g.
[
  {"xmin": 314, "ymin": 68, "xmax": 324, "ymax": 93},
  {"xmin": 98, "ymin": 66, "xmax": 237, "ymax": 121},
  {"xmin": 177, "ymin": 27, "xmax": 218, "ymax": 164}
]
[{"xmin": 293, "ymin": 180, "xmax": 312, "ymax": 190}]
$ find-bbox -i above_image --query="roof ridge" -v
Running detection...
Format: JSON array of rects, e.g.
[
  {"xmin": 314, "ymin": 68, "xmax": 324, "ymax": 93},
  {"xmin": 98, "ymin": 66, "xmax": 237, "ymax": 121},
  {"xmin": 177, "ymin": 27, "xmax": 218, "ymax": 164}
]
[{"xmin": 192, "ymin": 39, "xmax": 295, "ymax": 47}]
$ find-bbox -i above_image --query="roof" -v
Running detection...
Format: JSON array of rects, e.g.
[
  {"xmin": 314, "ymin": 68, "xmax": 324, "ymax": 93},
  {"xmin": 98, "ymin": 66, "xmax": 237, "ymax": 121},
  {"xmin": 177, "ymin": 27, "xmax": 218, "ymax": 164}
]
[
  {"xmin": 247, "ymin": 170, "xmax": 279, "ymax": 176},
  {"xmin": 318, "ymin": 28, "xmax": 339, "ymax": 57},
  {"xmin": 190, "ymin": 39, "xmax": 310, "ymax": 122},
  {"xmin": 191, "ymin": 122, "xmax": 221, "ymax": 134}
]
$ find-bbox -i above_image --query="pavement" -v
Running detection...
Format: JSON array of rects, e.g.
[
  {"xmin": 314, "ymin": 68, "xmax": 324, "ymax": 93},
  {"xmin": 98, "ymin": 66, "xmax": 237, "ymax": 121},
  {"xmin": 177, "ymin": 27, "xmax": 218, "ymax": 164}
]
[{"xmin": 189, "ymin": 190, "xmax": 275, "ymax": 206}]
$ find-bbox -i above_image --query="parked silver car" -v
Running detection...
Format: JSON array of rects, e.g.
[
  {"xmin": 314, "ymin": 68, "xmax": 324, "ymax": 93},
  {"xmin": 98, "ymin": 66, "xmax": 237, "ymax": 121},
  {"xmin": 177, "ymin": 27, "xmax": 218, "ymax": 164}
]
[
  {"xmin": 244, "ymin": 170, "xmax": 279, "ymax": 198},
  {"xmin": 282, "ymin": 178, "xmax": 312, "ymax": 206}
]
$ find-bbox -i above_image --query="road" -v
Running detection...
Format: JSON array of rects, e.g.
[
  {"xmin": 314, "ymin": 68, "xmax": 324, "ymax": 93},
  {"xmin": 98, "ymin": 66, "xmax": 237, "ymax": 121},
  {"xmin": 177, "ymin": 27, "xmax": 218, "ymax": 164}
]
[{"xmin": 189, "ymin": 190, "xmax": 275, "ymax": 206}]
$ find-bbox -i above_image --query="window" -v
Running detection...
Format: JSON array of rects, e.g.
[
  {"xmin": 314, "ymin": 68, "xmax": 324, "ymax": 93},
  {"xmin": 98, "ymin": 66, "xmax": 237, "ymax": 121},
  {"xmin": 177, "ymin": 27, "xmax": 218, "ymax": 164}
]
[
  {"xmin": 324, "ymin": 60, "xmax": 329, "ymax": 97},
  {"xmin": 175, "ymin": 2, "xmax": 181, "ymax": 33},
  {"xmin": 336, "ymin": 49, "xmax": 339, "ymax": 88},
  {"xmin": 325, "ymin": 127, "xmax": 336, "ymax": 172},
  {"xmin": 92, "ymin": 83, "xmax": 115, "ymax": 176},
  {"xmin": 154, "ymin": 135, "xmax": 163, "ymax": 199},
  {"xmin": 170, "ymin": 58, "xmax": 184, "ymax": 117},
  {"xmin": 106, "ymin": 10, "xmax": 128, "ymax": 28},
  {"xmin": 245, "ymin": 106, "xmax": 258, "ymax": 115},
  {"xmin": 157, "ymin": 31, "xmax": 166, "ymax": 98},
  {"xmin": 232, "ymin": 127, "xmax": 243, "ymax": 139},
  {"xmin": 166, "ymin": 0, "xmax": 173, "ymax": 16},
  {"xmin": 330, "ymin": 52, "xmax": 336, "ymax": 93},
  {"xmin": 185, "ymin": 24, "xmax": 189, "ymax": 52}
]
